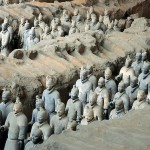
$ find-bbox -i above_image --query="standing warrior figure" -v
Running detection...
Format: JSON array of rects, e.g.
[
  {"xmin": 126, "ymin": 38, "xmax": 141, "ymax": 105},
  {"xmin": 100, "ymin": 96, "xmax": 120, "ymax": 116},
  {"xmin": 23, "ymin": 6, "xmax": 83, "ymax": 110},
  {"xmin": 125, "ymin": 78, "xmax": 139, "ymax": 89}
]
[
  {"xmin": 0, "ymin": 23, "xmax": 11, "ymax": 56},
  {"xmin": 95, "ymin": 77, "xmax": 110, "ymax": 118},
  {"xmin": 76, "ymin": 67, "xmax": 92, "ymax": 108},
  {"xmin": 0, "ymin": 100, "xmax": 28, "ymax": 150},
  {"xmin": 65, "ymin": 85, "xmax": 82, "ymax": 123},
  {"xmin": 51, "ymin": 102, "xmax": 69, "ymax": 134},
  {"xmin": 104, "ymin": 67, "xmax": 117, "ymax": 101},
  {"xmin": 42, "ymin": 77, "xmax": 60, "ymax": 121}
]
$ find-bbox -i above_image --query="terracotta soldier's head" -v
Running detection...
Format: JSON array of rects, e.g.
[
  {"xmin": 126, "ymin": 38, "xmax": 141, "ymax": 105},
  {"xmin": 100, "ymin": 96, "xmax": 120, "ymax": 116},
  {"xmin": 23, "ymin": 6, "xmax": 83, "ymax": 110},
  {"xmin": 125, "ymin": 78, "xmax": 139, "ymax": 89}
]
[
  {"xmin": 31, "ymin": 128, "xmax": 43, "ymax": 144},
  {"xmin": 57, "ymin": 102, "xmax": 65, "ymax": 117},
  {"xmin": 98, "ymin": 77, "xmax": 105, "ymax": 88},
  {"xmin": 105, "ymin": 67, "xmax": 112, "ymax": 80},
  {"xmin": 137, "ymin": 90, "xmax": 146, "ymax": 102},
  {"xmin": 70, "ymin": 85, "xmax": 79, "ymax": 100},
  {"xmin": 84, "ymin": 106, "xmax": 94, "ymax": 122},
  {"xmin": 37, "ymin": 108, "xmax": 48, "ymax": 124},
  {"xmin": 2, "ymin": 89, "xmax": 11, "ymax": 104},
  {"xmin": 118, "ymin": 82, "xmax": 125, "ymax": 93}
]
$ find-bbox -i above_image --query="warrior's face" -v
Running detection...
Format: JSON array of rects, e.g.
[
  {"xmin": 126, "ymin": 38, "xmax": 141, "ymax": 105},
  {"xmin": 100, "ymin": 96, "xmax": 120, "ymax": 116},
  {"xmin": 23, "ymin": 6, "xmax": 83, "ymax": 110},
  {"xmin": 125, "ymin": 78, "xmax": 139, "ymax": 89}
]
[{"xmin": 57, "ymin": 105, "xmax": 65, "ymax": 117}]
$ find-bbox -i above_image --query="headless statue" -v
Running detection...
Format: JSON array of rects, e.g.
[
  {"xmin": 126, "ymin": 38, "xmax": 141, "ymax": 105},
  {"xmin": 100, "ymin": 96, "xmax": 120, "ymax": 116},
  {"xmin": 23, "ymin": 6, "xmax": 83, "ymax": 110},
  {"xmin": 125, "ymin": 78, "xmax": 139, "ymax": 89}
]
[{"xmin": 51, "ymin": 102, "xmax": 69, "ymax": 134}]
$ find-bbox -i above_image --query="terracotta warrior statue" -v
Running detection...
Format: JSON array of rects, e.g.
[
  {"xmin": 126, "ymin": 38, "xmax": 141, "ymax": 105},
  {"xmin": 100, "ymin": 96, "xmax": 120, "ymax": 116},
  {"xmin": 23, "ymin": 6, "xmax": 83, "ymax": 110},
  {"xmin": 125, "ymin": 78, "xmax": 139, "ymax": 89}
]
[
  {"xmin": 86, "ymin": 64, "xmax": 97, "ymax": 91},
  {"xmin": 0, "ymin": 89, "xmax": 14, "ymax": 125},
  {"xmin": 95, "ymin": 77, "xmax": 110, "ymax": 118},
  {"xmin": 85, "ymin": 91, "xmax": 103, "ymax": 121},
  {"xmin": 90, "ymin": 14, "xmax": 98, "ymax": 31},
  {"xmin": 34, "ymin": 18, "xmax": 43, "ymax": 40},
  {"xmin": 105, "ymin": 21, "xmax": 114, "ymax": 34},
  {"xmin": 38, "ymin": 13, "xmax": 46, "ymax": 31},
  {"xmin": 41, "ymin": 25, "xmax": 53, "ymax": 40},
  {"xmin": 21, "ymin": 20, "xmax": 30, "ymax": 49},
  {"xmin": 126, "ymin": 76, "xmax": 139, "ymax": 108},
  {"xmin": 25, "ymin": 129, "xmax": 43, "ymax": 150},
  {"xmin": 109, "ymin": 99, "xmax": 125, "ymax": 119},
  {"xmin": 65, "ymin": 85, "xmax": 82, "ymax": 123},
  {"xmin": 31, "ymin": 107, "xmax": 52, "ymax": 141},
  {"xmin": 138, "ymin": 62, "xmax": 150, "ymax": 94},
  {"xmin": 0, "ymin": 23, "xmax": 11, "ymax": 56},
  {"xmin": 113, "ymin": 19, "xmax": 120, "ymax": 31},
  {"xmin": 116, "ymin": 55, "xmax": 135, "ymax": 87},
  {"xmin": 81, "ymin": 106, "xmax": 95, "ymax": 125},
  {"xmin": 29, "ymin": 95, "xmax": 45, "ymax": 125},
  {"xmin": 0, "ymin": 100, "xmax": 28, "ymax": 150},
  {"xmin": 72, "ymin": 8, "xmax": 80, "ymax": 22},
  {"xmin": 69, "ymin": 20, "xmax": 79, "ymax": 35},
  {"xmin": 111, "ymin": 82, "xmax": 130, "ymax": 113},
  {"xmin": 42, "ymin": 77, "xmax": 60, "ymax": 121},
  {"xmin": 26, "ymin": 27, "xmax": 39, "ymax": 50},
  {"xmin": 132, "ymin": 90, "xmax": 149, "ymax": 110},
  {"xmin": 96, "ymin": 15, "xmax": 107, "ymax": 32},
  {"xmin": 131, "ymin": 52, "xmax": 142, "ymax": 76},
  {"xmin": 57, "ymin": 26, "xmax": 65, "ymax": 37},
  {"xmin": 51, "ymin": 102, "xmax": 69, "ymax": 134},
  {"xmin": 103, "ymin": 8, "xmax": 111, "ymax": 27},
  {"xmin": 76, "ymin": 67, "xmax": 93, "ymax": 108},
  {"xmin": 76, "ymin": 14, "xmax": 84, "ymax": 32},
  {"xmin": 51, "ymin": 23, "xmax": 58, "ymax": 39},
  {"xmin": 141, "ymin": 51, "xmax": 149, "ymax": 65},
  {"xmin": 85, "ymin": 11, "xmax": 91, "ymax": 25},
  {"xmin": 67, "ymin": 120, "xmax": 77, "ymax": 131},
  {"xmin": 104, "ymin": 67, "xmax": 117, "ymax": 101}
]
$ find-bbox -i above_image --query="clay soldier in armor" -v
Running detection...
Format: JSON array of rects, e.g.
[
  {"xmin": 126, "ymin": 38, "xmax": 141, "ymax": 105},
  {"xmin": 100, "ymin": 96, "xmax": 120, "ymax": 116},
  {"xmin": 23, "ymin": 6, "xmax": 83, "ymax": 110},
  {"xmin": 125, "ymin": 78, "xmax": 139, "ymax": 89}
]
[
  {"xmin": 109, "ymin": 99, "xmax": 125, "ymax": 119},
  {"xmin": 81, "ymin": 106, "xmax": 95, "ymax": 125},
  {"xmin": 125, "ymin": 17, "xmax": 133, "ymax": 29},
  {"xmin": 18, "ymin": 17, "xmax": 26, "ymax": 47},
  {"xmin": 103, "ymin": 8, "xmax": 111, "ymax": 27},
  {"xmin": 138, "ymin": 63, "xmax": 150, "ymax": 94},
  {"xmin": 96, "ymin": 15, "xmax": 107, "ymax": 32},
  {"xmin": 116, "ymin": 55, "xmax": 135, "ymax": 87},
  {"xmin": 57, "ymin": 26, "xmax": 64, "ymax": 37},
  {"xmin": 72, "ymin": 8, "xmax": 80, "ymax": 22},
  {"xmin": 51, "ymin": 23, "xmax": 58, "ymax": 39},
  {"xmin": 26, "ymin": 27, "xmax": 39, "ymax": 50},
  {"xmin": 0, "ymin": 100, "xmax": 28, "ymax": 150},
  {"xmin": 76, "ymin": 67, "xmax": 93, "ymax": 108},
  {"xmin": 76, "ymin": 14, "xmax": 84, "ymax": 32},
  {"xmin": 113, "ymin": 19, "xmax": 120, "ymax": 31},
  {"xmin": 31, "ymin": 108, "xmax": 52, "ymax": 141},
  {"xmin": 29, "ymin": 95, "xmax": 45, "ymax": 125},
  {"xmin": 38, "ymin": 13, "xmax": 46, "ymax": 31},
  {"xmin": 126, "ymin": 76, "xmax": 139, "ymax": 108},
  {"xmin": 25, "ymin": 129, "xmax": 43, "ymax": 150},
  {"xmin": 104, "ymin": 67, "xmax": 117, "ymax": 101},
  {"xmin": 141, "ymin": 51, "xmax": 149, "ymax": 65},
  {"xmin": 41, "ymin": 25, "xmax": 53, "ymax": 40},
  {"xmin": 65, "ymin": 85, "xmax": 82, "ymax": 123},
  {"xmin": 111, "ymin": 82, "xmax": 130, "ymax": 113},
  {"xmin": 85, "ymin": 91, "xmax": 103, "ymax": 121},
  {"xmin": 21, "ymin": 20, "xmax": 30, "ymax": 49},
  {"xmin": 51, "ymin": 102, "xmax": 69, "ymax": 134},
  {"xmin": 42, "ymin": 77, "xmax": 60, "ymax": 121},
  {"xmin": 85, "ymin": 24, "xmax": 90, "ymax": 32},
  {"xmin": 131, "ymin": 52, "xmax": 142, "ymax": 76},
  {"xmin": 90, "ymin": 14, "xmax": 98, "ymax": 31},
  {"xmin": 60, "ymin": 10, "xmax": 70, "ymax": 24},
  {"xmin": 34, "ymin": 18, "xmax": 43, "ymax": 40},
  {"xmin": 0, "ymin": 23, "xmax": 11, "ymax": 56},
  {"xmin": 105, "ymin": 21, "xmax": 114, "ymax": 34},
  {"xmin": 86, "ymin": 64, "xmax": 97, "ymax": 91},
  {"xmin": 0, "ymin": 89, "xmax": 14, "ymax": 124},
  {"xmin": 132, "ymin": 90, "xmax": 149, "ymax": 110},
  {"xmin": 95, "ymin": 77, "xmax": 110, "ymax": 119},
  {"xmin": 69, "ymin": 20, "xmax": 79, "ymax": 35},
  {"xmin": 85, "ymin": 11, "xmax": 91, "ymax": 25}
]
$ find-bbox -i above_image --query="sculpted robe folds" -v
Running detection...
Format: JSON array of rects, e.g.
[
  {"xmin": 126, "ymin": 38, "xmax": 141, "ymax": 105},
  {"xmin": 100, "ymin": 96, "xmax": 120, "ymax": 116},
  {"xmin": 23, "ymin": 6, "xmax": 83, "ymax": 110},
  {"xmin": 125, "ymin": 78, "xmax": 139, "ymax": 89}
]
[
  {"xmin": 109, "ymin": 109, "xmax": 125, "ymax": 119},
  {"xmin": 132, "ymin": 100, "xmax": 149, "ymax": 110},
  {"xmin": 3, "ymin": 112, "xmax": 28, "ymax": 150}
]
